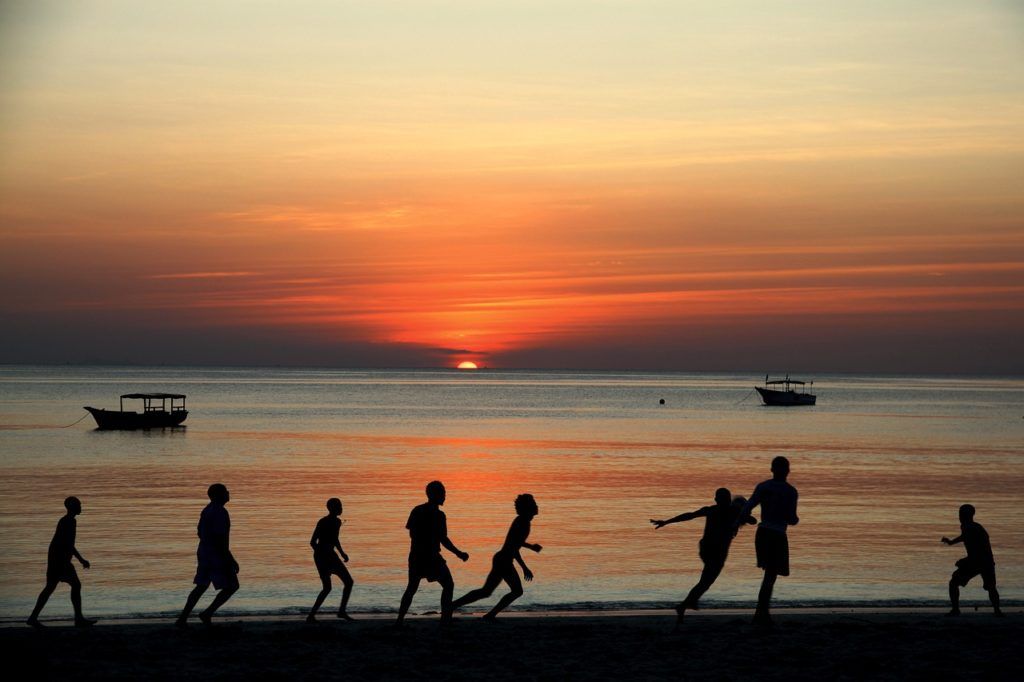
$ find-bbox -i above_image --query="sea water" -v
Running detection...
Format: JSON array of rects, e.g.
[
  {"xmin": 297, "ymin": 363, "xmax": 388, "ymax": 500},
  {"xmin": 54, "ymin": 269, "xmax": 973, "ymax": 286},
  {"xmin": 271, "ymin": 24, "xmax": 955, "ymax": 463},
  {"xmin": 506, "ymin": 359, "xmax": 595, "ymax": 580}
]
[{"xmin": 0, "ymin": 366, "xmax": 1021, "ymax": 619}]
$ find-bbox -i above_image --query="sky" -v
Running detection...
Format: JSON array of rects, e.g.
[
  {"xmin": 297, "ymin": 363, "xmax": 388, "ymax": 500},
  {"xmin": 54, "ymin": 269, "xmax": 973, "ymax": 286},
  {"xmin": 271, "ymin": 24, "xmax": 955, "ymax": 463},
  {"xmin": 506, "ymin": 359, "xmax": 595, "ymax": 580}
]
[{"xmin": 1, "ymin": 1, "xmax": 1023, "ymax": 372}]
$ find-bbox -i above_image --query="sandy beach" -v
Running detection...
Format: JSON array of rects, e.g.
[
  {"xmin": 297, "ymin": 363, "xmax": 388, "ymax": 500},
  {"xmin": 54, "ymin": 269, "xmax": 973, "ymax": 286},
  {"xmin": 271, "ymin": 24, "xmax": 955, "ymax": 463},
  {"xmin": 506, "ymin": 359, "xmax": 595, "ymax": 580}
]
[{"xmin": 5, "ymin": 609, "xmax": 1020, "ymax": 680}]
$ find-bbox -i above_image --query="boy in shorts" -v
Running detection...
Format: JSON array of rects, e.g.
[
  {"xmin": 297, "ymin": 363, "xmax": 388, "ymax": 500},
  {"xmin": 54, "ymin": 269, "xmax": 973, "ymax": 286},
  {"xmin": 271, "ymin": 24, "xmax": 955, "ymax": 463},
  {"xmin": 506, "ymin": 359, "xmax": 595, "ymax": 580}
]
[
  {"xmin": 942, "ymin": 504, "xmax": 1002, "ymax": 617},
  {"xmin": 176, "ymin": 483, "xmax": 239, "ymax": 627},
  {"xmin": 395, "ymin": 481, "xmax": 469, "ymax": 626}
]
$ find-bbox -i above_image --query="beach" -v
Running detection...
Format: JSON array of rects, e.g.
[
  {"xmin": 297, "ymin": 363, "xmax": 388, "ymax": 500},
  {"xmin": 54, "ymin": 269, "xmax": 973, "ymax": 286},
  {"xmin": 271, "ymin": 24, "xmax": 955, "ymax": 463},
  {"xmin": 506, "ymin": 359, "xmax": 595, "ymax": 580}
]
[{"xmin": 5, "ymin": 609, "xmax": 1020, "ymax": 680}]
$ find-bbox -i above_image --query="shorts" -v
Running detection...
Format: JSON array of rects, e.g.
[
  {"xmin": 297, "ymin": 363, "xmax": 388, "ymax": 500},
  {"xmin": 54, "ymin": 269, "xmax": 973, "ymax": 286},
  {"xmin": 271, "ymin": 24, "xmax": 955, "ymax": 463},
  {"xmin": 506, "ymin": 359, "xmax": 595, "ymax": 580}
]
[
  {"xmin": 194, "ymin": 557, "xmax": 239, "ymax": 591},
  {"xmin": 755, "ymin": 526, "xmax": 790, "ymax": 576},
  {"xmin": 46, "ymin": 561, "xmax": 79, "ymax": 585},
  {"xmin": 409, "ymin": 552, "xmax": 450, "ymax": 583},
  {"xmin": 698, "ymin": 539, "xmax": 729, "ymax": 569},
  {"xmin": 315, "ymin": 552, "xmax": 351, "ymax": 580},
  {"xmin": 953, "ymin": 558, "xmax": 996, "ymax": 591}
]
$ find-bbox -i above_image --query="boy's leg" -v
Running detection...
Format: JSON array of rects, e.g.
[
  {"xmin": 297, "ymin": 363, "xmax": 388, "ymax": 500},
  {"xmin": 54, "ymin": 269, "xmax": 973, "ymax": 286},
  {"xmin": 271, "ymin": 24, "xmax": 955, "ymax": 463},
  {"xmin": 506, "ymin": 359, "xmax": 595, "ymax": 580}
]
[
  {"xmin": 984, "ymin": 569, "xmax": 1002, "ymax": 615},
  {"xmin": 755, "ymin": 571, "xmax": 777, "ymax": 624},
  {"xmin": 988, "ymin": 586, "xmax": 1002, "ymax": 615},
  {"xmin": 27, "ymin": 580, "xmax": 58, "ymax": 625},
  {"xmin": 452, "ymin": 569, "xmax": 502, "ymax": 610},
  {"xmin": 439, "ymin": 566, "xmax": 455, "ymax": 623},
  {"xmin": 682, "ymin": 559, "xmax": 724, "ymax": 609},
  {"xmin": 309, "ymin": 574, "xmax": 332, "ymax": 620},
  {"xmin": 396, "ymin": 570, "xmax": 421, "ymax": 625},
  {"xmin": 948, "ymin": 574, "xmax": 961, "ymax": 615},
  {"xmin": 177, "ymin": 584, "xmax": 208, "ymax": 625},
  {"xmin": 68, "ymin": 576, "xmax": 94, "ymax": 625},
  {"xmin": 337, "ymin": 564, "xmax": 354, "ymax": 618},
  {"xmin": 199, "ymin": 581, "xmax": 238, "ymax": 622},
  {"xmin": 484, "ymin": 567, "xmax": 523, "ymax": 619}
]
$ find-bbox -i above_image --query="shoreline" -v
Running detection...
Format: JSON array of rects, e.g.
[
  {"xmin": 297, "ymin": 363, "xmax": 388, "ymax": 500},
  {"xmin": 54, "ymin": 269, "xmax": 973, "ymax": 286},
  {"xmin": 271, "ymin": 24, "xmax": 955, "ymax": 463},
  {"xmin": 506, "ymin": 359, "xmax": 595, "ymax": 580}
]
[
  {"xmin": 4, "ymin": 604, "xmax": 1018, "ymax": 628},
  {"xmin": 6, "ymin": 611, "xmax": 1019, "ymax": 680}
]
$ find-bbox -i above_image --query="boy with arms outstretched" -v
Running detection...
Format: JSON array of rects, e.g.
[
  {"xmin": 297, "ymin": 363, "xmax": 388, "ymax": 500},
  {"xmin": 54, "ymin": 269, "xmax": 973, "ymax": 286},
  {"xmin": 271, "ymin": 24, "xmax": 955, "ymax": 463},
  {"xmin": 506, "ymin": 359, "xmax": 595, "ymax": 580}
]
[{"xmin": 652, "ymin": 487, "xmax": 756, "ymax": 629}]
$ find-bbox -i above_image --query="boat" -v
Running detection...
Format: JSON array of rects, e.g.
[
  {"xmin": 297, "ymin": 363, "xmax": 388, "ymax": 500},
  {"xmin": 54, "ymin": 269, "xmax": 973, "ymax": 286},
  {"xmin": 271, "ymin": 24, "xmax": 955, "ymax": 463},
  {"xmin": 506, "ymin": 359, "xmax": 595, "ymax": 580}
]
[
  {"xmin": 84, "ymin": 393, "xmax": 188, "ymax": 430},
  {"xmin": 755, "ymin": 375, "xmax": 816, "ymax": 406}
]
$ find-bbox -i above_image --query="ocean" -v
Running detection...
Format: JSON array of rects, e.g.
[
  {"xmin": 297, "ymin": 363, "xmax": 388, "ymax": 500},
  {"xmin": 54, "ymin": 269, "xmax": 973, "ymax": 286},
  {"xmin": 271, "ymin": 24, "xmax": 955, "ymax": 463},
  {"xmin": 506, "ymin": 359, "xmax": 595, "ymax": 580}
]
[{"xmin": 1, "ymin": 366, "xmax": 1021, "ymax": 619}]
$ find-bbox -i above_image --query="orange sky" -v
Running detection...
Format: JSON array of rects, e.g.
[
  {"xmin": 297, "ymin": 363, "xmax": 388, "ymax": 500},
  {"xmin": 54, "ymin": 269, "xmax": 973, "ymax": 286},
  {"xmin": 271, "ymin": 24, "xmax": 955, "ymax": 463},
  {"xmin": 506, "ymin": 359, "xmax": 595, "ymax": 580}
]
[{"xmin": 1, "ymin": 2, "xmax": 1023, "ymax": 371}]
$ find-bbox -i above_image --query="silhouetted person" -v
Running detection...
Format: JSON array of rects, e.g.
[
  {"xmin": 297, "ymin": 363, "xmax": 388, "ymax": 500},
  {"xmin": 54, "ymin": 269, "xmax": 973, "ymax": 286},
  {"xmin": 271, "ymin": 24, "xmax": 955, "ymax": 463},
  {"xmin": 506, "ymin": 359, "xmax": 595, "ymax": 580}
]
[
  {"xmin": 26, "ymin": 497, "xmax": 96, "ymax": 627},
  {"xmin": 176, "ymin": 483, "xmax": 239, "ymax": 627},
  {"xmin": 737, "ymin": 456, "xmax": 799, "ymax": 627},
  {"xmin": 395, "ymin": 481, "xmax": 469, "ymax": 626},
  {"xmin": 651, "ymin": 488, "xmax": 756, "ymax": 629},
  {"xmin": 452, "ymin": 494, "xmax": 542, "ymax": 619},
  {"xmin": 942, "ymin": 504, "xmax": 1002, "ymax": 617},
  {"xmin": 307, "ymin": 497, "xmax": 355, "ymax": 622}
]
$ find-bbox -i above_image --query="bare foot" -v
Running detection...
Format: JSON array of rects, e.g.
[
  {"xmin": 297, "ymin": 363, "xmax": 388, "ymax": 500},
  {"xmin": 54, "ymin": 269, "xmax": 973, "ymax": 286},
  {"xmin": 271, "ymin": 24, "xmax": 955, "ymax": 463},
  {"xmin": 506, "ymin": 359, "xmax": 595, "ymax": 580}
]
[
  {"xmin": 198, "ymin": 612, "xmax": 213, "ymax": 626},
  {"xmin": 74, "ymin": 617, "xmax": 97, "ymax": 628},
  {"xmin": 26, "ymin": 617, "xmax": 44, "ymax": 629},
  {"xmin": 336, "ymin": 612, "xmax": 355, "ymax": 621}
]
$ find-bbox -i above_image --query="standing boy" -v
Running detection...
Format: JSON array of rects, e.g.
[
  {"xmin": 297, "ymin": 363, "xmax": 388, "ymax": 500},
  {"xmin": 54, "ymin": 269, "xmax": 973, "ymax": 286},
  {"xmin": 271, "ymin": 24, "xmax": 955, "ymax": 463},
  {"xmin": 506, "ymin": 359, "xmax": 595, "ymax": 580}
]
[
  {"xmin": 176, "ymin": 483, "xmax": 239, "ymax": 627},
  {"xmin": 396, "ymin": 481, "xmax": 469, "ymax": 626},
  {"xmin": 27, "ymin": 496, "xmax": 96, "ymax": 627},
  {"xmin": 307, "ymin": 497, "xmax": 355, "ymax": 622},
  {"xmin": 737, "ymin": 456, "xmax": 799, "ymax": 627},
  {"xmin": 942, "ymin": 504, "xmax": 1002, "ymax": 617}
]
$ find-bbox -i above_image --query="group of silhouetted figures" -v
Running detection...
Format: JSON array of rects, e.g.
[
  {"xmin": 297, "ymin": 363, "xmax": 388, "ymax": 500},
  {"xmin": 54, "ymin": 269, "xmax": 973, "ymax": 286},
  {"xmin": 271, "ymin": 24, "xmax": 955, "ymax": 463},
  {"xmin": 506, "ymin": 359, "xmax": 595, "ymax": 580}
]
[{"xmin": 26, "ymin": 456, "xmax": 1003, "ymax": 630}]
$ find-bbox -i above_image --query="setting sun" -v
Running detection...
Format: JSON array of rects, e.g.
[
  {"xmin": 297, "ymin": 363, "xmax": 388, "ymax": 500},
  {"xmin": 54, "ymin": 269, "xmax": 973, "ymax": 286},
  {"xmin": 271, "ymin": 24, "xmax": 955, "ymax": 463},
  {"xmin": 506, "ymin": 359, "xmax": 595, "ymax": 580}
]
[{"xmin": 457, "ymin": 361, "xmax": 478, "ymax": 370}]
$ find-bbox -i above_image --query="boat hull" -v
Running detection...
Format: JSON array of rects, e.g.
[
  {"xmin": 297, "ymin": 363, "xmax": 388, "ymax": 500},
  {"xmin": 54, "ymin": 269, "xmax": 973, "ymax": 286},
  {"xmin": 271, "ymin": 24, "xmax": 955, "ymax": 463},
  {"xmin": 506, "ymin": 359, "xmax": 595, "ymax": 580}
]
[
  {"xmin": 84, "ymin": 407, "xmax": 188, "ymax": 430},
  {"xmin": 755, "ymin": 387, "xmax": 816, "ymax": 406}
]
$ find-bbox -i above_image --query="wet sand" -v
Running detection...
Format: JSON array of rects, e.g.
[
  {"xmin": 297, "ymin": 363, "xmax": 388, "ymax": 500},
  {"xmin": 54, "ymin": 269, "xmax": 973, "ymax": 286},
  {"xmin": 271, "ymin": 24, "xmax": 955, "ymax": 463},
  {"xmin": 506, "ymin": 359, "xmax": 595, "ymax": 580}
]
[{"xmin": 5, "ymin": 609, "xmax": 1020, "ymax": 680}]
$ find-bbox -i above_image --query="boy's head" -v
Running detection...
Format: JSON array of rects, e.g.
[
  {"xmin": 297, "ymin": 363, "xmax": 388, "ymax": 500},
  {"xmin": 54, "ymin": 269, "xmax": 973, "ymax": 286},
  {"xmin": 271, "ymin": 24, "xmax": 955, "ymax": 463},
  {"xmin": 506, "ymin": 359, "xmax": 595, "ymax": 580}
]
[
  {"xmin": 732, "ymin": 495, "xmax": 748, "ymax": 510},
  {"xmin": 327, "ymin": 497, "xmax": 342, "ymax": 515},
  {"xmin": 426, "ymin": 480, "xmax": 446, "ymax": 505},
  {"xmin": 64, "ymin": 496, "xmax": 82, "ymax": 515},
  {"xmin": 771, "ymin": 456, "xmax": 790, "ymax": 478},
  {"xmin": 515, "ymin": 493, "xmax": 539, "ymax": 517},
  {"xmin": 959, "ymin": 503, "xmax": 976, "ymax": 523},
  {"xmin": 207, "ymin": 483, "xmax": 230, "ymax": 504},
  {"xmin": 714, "ymin": 488, "xmax": 731, "ymax": 506}
]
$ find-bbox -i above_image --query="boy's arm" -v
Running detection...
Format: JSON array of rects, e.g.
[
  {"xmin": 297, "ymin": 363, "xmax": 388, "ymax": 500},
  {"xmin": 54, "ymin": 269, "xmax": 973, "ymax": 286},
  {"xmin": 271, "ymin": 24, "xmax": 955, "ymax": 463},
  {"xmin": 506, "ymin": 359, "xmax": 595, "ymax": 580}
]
[
  {"xmin": 942, "ymin": 534, "xmax": 963, "ymax": 545},
  {"xmin": 790, "ymin": 490, "xmax": 799, "ymax": 526},
  {"xmin": 523, "ymin": 540, "xmax": 542, "ymax": 552},
  {"xmin": 651, "ymin": 508, "xmax": 703, "ymax": 529},
  {"xmin": 72, "ymin": 546, "xmax": 89, "ymax": 569},
  {"xmin": 336, "ymin": 537, "xmax": 349, "ymax": 562},
  {"xmin": 310, "ymin": 526, "xmax": 319, "ymax": 550},
  {"xmin": 441, "ymin": 536, "xmax": 469, "ymax": 561},
  {"xmin": 515, "ymin": 550, "xmax": 533, "ymax": 581}
]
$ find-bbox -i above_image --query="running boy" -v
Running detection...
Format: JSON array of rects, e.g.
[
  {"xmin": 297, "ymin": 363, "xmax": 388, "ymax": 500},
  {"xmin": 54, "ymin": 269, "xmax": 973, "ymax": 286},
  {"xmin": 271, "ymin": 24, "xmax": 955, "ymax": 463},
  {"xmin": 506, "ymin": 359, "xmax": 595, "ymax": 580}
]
[{"xmin": 452, "ymin": 494, "xmax": 542, "ymax": 619}]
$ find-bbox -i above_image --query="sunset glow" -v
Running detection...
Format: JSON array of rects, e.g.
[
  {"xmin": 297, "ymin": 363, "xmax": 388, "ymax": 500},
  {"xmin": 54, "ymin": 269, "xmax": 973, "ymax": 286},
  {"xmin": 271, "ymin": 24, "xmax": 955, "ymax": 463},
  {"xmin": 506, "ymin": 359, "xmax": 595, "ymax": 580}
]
[
  {"xmin": 1, "ymin": 2, "xmax": 1022, "ymax": 371},
  {"xmin": 457, "ymin": 362, "xmax": 479, "ymax": 370}
]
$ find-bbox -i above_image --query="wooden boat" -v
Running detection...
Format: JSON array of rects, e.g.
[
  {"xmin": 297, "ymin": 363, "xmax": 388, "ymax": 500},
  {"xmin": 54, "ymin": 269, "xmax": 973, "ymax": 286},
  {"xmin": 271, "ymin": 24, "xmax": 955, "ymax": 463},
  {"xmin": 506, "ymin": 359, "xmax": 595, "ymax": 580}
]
[
  {"xmin": 755, "ymin": 375, "xmax": 816, "ymax": 406},
  {"xmin": 84, "ymin": 393, "xmax": 188, "ymax": 430}
]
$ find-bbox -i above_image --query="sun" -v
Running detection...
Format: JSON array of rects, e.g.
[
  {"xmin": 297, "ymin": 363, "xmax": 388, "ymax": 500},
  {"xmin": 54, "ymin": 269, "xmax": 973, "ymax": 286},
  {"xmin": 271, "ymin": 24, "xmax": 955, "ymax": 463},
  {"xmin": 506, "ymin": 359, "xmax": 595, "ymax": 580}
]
[{"xmin": 457, "ymin": 361, "xmax": 478, "ymax": 370}]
